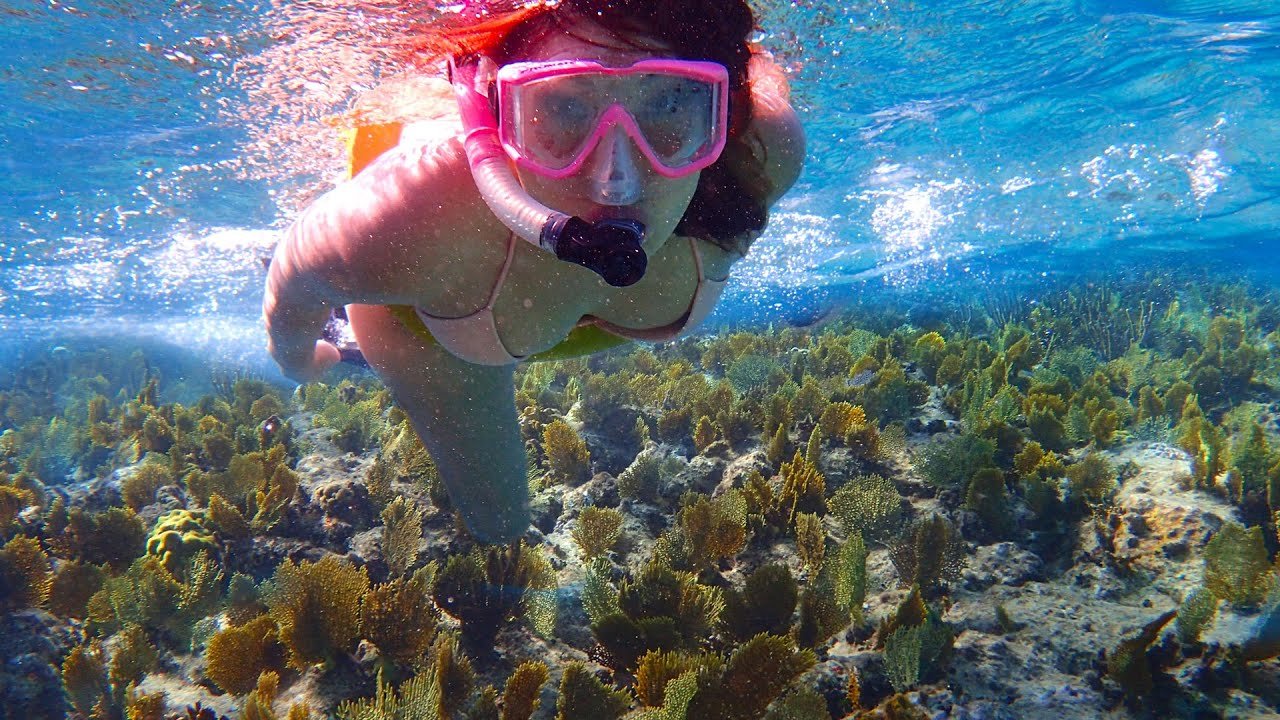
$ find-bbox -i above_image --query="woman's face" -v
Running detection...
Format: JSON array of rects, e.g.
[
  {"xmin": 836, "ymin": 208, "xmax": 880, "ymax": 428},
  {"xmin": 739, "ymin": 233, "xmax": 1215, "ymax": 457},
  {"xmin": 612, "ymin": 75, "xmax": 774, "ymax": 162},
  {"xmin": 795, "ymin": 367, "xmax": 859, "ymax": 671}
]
[{"xmin": 507, "ymin": 20, "xmax": 701, "ymax": 253}]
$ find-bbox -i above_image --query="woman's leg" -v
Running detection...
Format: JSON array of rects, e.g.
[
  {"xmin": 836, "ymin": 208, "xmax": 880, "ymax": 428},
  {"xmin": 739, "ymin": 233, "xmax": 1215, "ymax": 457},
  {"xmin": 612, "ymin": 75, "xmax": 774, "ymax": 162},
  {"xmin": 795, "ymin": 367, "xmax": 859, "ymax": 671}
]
[{"xmin": 346, "ymin": 303, "xmax": 529, "ymax": 543}]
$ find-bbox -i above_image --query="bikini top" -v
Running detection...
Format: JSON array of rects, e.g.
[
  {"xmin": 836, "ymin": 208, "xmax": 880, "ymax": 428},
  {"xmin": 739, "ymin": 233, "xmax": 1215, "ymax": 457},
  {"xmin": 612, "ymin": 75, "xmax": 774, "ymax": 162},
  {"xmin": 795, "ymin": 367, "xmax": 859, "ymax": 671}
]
[{"xmin": 415, "ymin": 234, "xmax": 727, "ymax": 366}]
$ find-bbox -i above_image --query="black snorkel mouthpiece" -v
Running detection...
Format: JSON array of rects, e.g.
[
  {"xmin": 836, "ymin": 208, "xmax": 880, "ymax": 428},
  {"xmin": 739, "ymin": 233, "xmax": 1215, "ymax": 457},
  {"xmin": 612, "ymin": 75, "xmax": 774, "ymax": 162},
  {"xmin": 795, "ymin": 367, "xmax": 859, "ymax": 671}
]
[{"xmin": 541, "ymin": 215, "xmax": 648, "ymax": 287}]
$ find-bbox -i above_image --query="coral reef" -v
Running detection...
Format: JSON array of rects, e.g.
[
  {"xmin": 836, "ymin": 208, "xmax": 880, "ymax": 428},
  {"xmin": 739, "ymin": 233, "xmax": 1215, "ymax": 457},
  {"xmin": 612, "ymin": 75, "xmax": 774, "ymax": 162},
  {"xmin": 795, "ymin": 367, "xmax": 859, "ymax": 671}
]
[{"xmin": 6, "ymin": 274, "xmax": 1280, "ymax": 718}]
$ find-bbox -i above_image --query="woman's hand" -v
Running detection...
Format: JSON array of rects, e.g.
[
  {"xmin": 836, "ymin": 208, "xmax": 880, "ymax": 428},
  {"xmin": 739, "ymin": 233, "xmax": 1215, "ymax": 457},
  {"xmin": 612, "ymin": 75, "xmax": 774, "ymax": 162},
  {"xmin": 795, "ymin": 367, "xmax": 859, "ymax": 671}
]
[{"xmin": 267, "ymin": 335, "xmax": 342, "ymax": 384}]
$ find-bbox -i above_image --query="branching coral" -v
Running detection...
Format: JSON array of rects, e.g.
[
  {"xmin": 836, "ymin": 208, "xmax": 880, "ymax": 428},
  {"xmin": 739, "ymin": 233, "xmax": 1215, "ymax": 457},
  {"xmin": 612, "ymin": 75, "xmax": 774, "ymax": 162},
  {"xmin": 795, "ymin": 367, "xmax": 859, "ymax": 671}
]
[
  {"xmin": 1202, "ymin": 522, "xmax": 1274, "ymax": 607},
  {"xmin": 381, "ymin": 496, "xmax": 425, "ymax": 578},
  {"xmin": 432, "ymin": 541, "xmax": 558, "ymax": 646},
  {"xmin": 205, "ymin": 614, "xmax": 286, "ymax": 695},
  {"xmin": 267, "ymin": 555, "xmax": 369, "ymax": 669},
  {"xmin": 573, "ymin": 505, "xmax": 625, "ymax": 560},
  {"xmin": 361, "ymin": 570, "xmax": 440, "ymax": 669},
  {"xmin": 827, "ymin": 474, "xmax": 903, "ymax": 544},
  {"xmin": 542, "ymin": 419, "xmax": 592, "ymax": 485}
]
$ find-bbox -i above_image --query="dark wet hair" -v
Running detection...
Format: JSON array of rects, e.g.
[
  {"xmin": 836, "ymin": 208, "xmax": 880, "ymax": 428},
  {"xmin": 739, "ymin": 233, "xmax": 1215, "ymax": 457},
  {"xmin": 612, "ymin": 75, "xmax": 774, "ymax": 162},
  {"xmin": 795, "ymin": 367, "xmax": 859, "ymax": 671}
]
[{"xmin": 408, "ymin": 0, "xmax": 770, "ymax": 254}]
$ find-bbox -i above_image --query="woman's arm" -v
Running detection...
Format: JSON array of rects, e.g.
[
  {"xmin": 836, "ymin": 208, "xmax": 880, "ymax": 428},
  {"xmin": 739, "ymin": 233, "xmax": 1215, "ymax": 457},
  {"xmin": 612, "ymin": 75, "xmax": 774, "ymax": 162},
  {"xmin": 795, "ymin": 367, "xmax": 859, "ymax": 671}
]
[{"xmin": 263, "ymin": 135, "xmax": 495, "ymax": 382}]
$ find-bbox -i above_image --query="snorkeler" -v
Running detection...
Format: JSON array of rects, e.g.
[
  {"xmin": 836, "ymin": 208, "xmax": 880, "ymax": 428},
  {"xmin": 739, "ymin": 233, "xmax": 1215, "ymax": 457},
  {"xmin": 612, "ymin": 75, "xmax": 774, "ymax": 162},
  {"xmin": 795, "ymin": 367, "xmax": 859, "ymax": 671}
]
[{"xmin": 263, "ymin": 0, "xmax": 805, "ymax": 542}]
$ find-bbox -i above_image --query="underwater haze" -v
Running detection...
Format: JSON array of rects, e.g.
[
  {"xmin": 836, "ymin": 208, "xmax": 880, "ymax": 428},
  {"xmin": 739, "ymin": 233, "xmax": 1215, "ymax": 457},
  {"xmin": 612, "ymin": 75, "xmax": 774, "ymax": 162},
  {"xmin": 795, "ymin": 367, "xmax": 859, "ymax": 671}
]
[
  {"xmin": 4, "ymin": 1, "xmax": 1280, "ymax": 719},
  {"xmin": 3, "ymin": 0, "xmax": 1278, "ymax": 366}
]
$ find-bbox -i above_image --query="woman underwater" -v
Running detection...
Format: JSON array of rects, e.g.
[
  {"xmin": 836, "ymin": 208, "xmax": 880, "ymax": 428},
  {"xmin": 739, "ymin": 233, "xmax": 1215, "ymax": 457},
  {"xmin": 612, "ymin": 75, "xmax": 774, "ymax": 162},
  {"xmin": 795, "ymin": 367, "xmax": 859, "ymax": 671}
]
[{"xmin": 263, "ymin": 0, "xmax": 805, "ymax": 543}]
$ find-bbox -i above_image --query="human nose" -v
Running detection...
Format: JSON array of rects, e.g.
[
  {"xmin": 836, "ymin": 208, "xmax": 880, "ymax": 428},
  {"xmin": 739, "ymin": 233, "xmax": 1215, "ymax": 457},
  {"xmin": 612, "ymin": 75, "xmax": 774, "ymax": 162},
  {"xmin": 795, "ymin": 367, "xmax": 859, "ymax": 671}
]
[{"xmin": 588, "ymin": 124, "xmax": 642, "ymax": 206}]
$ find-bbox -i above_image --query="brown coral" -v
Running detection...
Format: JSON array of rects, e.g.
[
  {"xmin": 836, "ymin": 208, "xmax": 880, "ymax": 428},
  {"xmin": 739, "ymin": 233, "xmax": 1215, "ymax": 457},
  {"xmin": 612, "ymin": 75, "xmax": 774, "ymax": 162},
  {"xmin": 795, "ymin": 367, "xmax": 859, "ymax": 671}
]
[
  {"xmin": 205, "ymin": 614, "xmax": 285, "ymax": 695},
  {"xmin": 500, "ymin": 661, "xmax": 549, "ymax": 720},
  {"xmin": 573, "ymin": 506, "xmax": 624, "ymax": 560},
  {"xmin": 361, "ymin": 573, "xmax": 439, "ymax": 666},
  {"xmin": 266, "ymin": 555, "xmax": 369, "ymax": 669}
]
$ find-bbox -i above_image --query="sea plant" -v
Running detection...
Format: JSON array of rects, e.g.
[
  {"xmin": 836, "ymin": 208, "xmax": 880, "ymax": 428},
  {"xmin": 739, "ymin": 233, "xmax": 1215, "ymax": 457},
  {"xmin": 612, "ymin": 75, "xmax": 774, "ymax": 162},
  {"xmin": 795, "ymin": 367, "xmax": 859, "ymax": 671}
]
[
  {"xmin": 501, "ymin": 661, "xmax": 550, "ymax": 720},
  {"xmin": 334, "ymin": 631, "xmax": 477, "ymax": 720},
  {"xmin": 121, "ymin": 460, "xmax": 173, "ymax": 510},
  {"xmin": 674, "ymin": 489, "xmax": 747, "ymax": 570},
  {"xmin": 311, "ymin": 380, "xmax": 389, "ymax": 454},
  {"xmin": 889, "ymin": 515, "xmax": 965, "ymax": 597},
  {"xmin": 797, "ymin": 532, "xmax": 868, "ymax": 648},
  {"xmin": 0, "ymin": 534, "xmax": 51, "ymax": 610},
  {"xmin": 1105, "ymin": 610, "xmax": 1177, "ymax": 702},
  {"xmin": 1202, "ymin": 521, "xmax": 1274, "ymax": 607},
  {"xmin": 875, "ymin": 586, "xmax": 954, "ymax": 690},
  {"xmin": 47, "ymin": 558, "xmax": 106, "ymax": 617},
  {"xmin": 591, "ymin": 558, "xmax": 724, "ymax": 671},
  {"xmin": 776, "ymin": 452, "xmax": 826, "ymax": 528},
  {"xmin": 432, "ymin": 540, "xmax": 558, "ymax": 646},
  {"xmin": 543, "ymin": 418, "xmax": 592, "ymax": 485},
  {"xmin": 46, "ymin": 502, "xmax": 147, "ymax": 570},
  {"xmin": 267, "ymin": 554, "xmax": 370, "ymax": 669},
  {"xmin": 1065, "ymin": 451, "xmax": 1116, "ymax": 506},
  {"xmin": 827, "ymin": 473, "xmax": 903, "ymax": 545},
  {"xmin": 964, "ymin": 468, "xmax": 1013, "ymax": 539},
  {"xmin": 381, "ymin": 496, "xmax": 425, "ymax": 578},
  {"xmin": 915, "ymin": 433, "xmax": 996, "ymax": 491},
  {"xmin": 683, "ymin": 633, "xmax": 817, "ymax": 720},
  {"xmin": 573, "ymin": 505, "xmax": 625, "ymax": 560},
  {"xmin": 554, "ymin": 662, "xmax": 632, "ymax": 720},
  {"xmin": 1174, "ymin": 587, "xmax": 1218, "ymax": 646},
  {"xmin": 205, "ymin": 614, "xmax": 286, "ymax": 695},
  {"xmin": 794, "ymin": 512, "xmax": 825, "ymax": 575},
  {"xmin": 361, "ymin": 570, "xmax": 441, "ymax": 671},
  {"xmin": 721, "ymin": 563, "xmax": 799, "ymax": 642}
]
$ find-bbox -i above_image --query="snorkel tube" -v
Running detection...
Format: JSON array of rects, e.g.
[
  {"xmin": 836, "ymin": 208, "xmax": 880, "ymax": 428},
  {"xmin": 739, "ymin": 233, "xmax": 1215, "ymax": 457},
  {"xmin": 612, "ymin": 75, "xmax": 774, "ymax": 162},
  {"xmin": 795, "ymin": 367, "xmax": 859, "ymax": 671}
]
[{"xmin": 450, "ymin": 55, "xmax": 647, "ymax": 287}]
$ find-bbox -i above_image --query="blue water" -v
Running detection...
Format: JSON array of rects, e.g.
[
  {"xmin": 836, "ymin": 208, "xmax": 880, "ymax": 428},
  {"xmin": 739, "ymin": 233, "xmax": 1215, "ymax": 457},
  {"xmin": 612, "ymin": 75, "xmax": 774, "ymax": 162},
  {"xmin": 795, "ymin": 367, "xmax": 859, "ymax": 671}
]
[{"xmin": 2, "ymin": 0, "xmax": 1278, "ymax": 374}]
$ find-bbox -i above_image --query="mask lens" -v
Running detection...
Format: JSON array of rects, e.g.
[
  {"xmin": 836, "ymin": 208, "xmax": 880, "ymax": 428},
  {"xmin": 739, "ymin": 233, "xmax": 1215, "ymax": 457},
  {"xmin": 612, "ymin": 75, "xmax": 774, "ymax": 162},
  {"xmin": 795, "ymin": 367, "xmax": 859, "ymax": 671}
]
[
  {"xmin": 501, "ymin": 61, "xmax": 725, "ymax": 175},
  {"xmin": 512, "ymin": 74, "xmax": 608, "ymax": 170}
]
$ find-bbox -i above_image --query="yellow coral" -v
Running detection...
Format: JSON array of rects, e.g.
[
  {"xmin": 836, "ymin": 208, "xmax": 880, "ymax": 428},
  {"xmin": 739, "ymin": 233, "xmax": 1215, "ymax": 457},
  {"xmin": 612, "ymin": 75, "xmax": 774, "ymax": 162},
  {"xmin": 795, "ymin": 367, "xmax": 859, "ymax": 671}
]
[
  {"xmin": 145, "ymin": 509, "xmax": 217, "ymax": 574},
  {"xmin": 777, "ymin": 452, "xmax": 826, "ymax": 527},
  {"xmin": 267, "ymin": 555, "xmax": 369, "ymax": 669},
  {"xmin": 573, "ymin": 506, "xmax": 624, "ymax": 560},
  {"xmin": 361, "ymin": 574, "xmax": 439, "ymax": 666},
  {"xmin": 205, "ymin": 614, "xmax": 284, "ymax": 695},
  {"xmin": 543, "ymin": 419, "xmax": 591, "ymax": 485},
  {"xmin": 502, "ymin": 661, "xmax": 550, "ymax": 720},
  {"xmin": 0, "ymin": 535, "xmax": 51, "ymax": 609}
]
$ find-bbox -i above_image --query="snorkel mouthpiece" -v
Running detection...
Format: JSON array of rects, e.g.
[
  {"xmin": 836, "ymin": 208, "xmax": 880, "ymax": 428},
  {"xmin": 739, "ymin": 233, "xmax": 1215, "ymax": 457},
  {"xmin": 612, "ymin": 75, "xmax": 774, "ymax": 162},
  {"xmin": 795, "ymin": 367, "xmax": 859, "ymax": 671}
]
[
  {"xmin": 542, "ymin": 216, "xmax": 647, "ymax": 287},
  {"xmin": 450, "ymin": 55, "xmax": 648, "ymax": 287}
]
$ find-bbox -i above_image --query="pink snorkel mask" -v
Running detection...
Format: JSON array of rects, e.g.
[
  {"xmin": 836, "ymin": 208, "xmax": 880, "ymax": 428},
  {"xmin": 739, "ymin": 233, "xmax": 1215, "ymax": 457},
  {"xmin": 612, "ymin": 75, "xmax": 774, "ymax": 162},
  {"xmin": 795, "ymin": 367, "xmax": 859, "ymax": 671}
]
[
  {"xmin": 450, "ymin": 54, "xmax": 729, "ymax": 287},
  {"xmin": 496, "ymin": 59, "xmax": 730, "ymax": 179}
]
